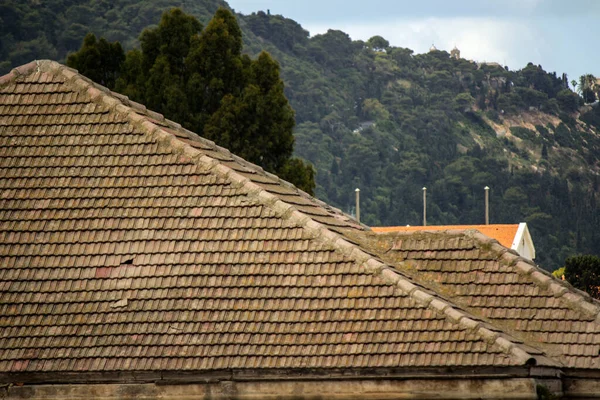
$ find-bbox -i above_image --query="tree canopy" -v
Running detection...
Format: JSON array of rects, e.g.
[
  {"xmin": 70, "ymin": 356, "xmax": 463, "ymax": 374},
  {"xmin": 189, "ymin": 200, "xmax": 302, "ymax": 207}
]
[
  {"xmin": 66, "ymin": 33, "xmax": 125, "ymax": 89},
  {"xmin": 564, "ymin": 255, "xmax": 600, "ymax": 299},
  {"xmin": 67, "ymin": 7, "xmax": 315, "ymax": 194}
]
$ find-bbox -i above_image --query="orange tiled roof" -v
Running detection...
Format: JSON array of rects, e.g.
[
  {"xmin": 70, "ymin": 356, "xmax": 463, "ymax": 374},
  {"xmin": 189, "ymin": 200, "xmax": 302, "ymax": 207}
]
[
  {"xmin": 0, "ymin": 61, "xmax": 547, "ymax": 378},
  {"xmin": 372, "ymin": 224, "xmax": 520, "ymax": 249}
]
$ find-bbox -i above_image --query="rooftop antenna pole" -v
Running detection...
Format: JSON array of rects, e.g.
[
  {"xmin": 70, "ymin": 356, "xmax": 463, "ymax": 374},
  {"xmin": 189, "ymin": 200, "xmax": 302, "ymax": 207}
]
[
  {"xmin": 355, "ymin": 188, "xmax": 360, "ymax": 224},
  {"xmin": 422, "ymin": 187, "xmax": 427, "ymax": 226},
  {"xmin": 484, "ymin": 186, "xmax": 490, "ymax": 225}
]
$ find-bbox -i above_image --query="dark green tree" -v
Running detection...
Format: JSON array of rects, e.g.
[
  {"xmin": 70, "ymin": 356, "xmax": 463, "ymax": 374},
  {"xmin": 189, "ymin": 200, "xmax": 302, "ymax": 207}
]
[
  {"xmin": 578, "ymin": 74, "xmax": 597, "ymax": 103},
  {"xmin": 541, "ymin": 143, "xmax": 549, "ymax": 159},
  {"xmin": 204, "ymin": 52, "xmax": 309, "ymax": 177},
  {"xmin": 278, "ymin": 158, "xmax": 316, "ymax": 195},
  {"xmin": 186, "ymin": 7, "xmax": 247, "ymax": 132},
  {"xmin": 116, "ymin": 7, "xmax": 202, "ymax": 122},
  {"xmin": 66, "ymin": 33, "xmax": 124, "ymax": 89},
  {"xmin": 67, "ymin": 7, "xmax": 315, "ymax": 194},
  {"xmin": 564, "ymin": 255, "xmax": 600, "ymax": 299},
  {"xmin": 556, "ymin": 89, "xmax": 580, "ymax": 113},
  {"xmin": 367, "ymin": 35, "xmax": 389, "ymax": 51},
  {"xmin": 139, "ymin": 7, "xmax": 202, "ymax": 77}
]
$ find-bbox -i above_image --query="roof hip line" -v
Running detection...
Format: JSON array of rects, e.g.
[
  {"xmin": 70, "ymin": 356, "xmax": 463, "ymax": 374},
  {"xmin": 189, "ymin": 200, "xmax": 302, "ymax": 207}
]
[
  {"xmin": 34, "ymin": 59, "xmax": 553, "ymax": 367},
  {"xmin": 467, "ymin": 230, "xmax": 600, "ymax": 322}
]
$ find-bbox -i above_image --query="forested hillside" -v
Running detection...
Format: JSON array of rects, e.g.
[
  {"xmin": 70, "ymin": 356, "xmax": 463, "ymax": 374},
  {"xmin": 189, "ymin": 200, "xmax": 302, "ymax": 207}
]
[
  {"xmin": 2, "ymin": 0, "xmax": 600, "ymax": 270},
  {"xmin": 0, "ymin": 0, "xmax": 228, "ymax": 72}
]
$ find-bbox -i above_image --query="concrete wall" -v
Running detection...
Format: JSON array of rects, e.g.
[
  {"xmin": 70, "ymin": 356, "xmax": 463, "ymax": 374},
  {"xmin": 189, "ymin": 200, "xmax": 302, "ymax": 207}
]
[
  {"xmin": 2, "ymin": 377, "xmax": 541, "ymax": 399},
  {"xmin": 563, "ymin": 378, "xmax": 600, "ymax": 399}
]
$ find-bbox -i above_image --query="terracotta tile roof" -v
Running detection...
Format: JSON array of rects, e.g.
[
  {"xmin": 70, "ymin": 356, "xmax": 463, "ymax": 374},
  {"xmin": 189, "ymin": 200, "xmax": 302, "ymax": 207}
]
[
  {"xmin": 372, "ymin": 225, "xmax": 520, "ymax": 249},
  {"xmin": 350, "ymin": 229, "xmax": 600, "ymax": 370},
  {"xmin": 0, "ymin": 61, "xmax": 551, "ymax": 378}
]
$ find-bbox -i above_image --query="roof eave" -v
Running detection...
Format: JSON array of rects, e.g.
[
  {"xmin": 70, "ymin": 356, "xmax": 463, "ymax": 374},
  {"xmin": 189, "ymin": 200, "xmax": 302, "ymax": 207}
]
[{"xmin": 0, "ymin": 364, "xmax": 557, "ymax": 385}]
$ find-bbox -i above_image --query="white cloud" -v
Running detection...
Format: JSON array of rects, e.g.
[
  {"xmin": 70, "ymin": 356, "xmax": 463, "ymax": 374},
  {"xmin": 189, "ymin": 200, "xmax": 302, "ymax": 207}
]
[{"xmin": 305, "ymin": 17, "xmax": 541, "ymax": 71}]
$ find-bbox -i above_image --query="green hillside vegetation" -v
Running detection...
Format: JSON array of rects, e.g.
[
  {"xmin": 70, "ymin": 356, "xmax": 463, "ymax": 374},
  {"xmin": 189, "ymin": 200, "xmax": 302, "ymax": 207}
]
[
  {"xmin": 0, "ymin": 0, "xmax": 227, "ymax": 72},
  {"xmin": 2, "ymin": 0, "xmax": 600, "ymax": 270}
]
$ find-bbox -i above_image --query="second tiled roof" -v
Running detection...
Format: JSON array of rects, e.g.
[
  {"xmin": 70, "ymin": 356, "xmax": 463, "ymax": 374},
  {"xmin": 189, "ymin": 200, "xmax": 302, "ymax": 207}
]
[{"xmin": 352, "ymin": 229, "xmax": 600, "ymax": 369}]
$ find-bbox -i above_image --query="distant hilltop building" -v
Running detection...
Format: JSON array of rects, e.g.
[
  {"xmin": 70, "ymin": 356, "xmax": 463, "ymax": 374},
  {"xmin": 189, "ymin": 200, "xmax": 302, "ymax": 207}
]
[
  {"xmin": 429, "ymin": 44, "xmax": 461, "ymax": 60},
  {"xmin": 450, "ymin": 45, "xmax": 460, "ymax": 60},
  {"xmin": 427, "ymin": 44, "xmax": 502, "ymax": 68}
]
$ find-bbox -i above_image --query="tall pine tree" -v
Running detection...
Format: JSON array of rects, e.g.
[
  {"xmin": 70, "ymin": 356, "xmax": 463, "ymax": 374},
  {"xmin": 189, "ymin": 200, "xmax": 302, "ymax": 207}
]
[
  {"xmin": 204, "ymin": 52, "xmax": 295, "ymax": 173},
  {"xmin": 67, "ymin": 7, "xmax": 315, "ymax": 194},
  {"xmin": 66, "ymin": 33, "xmax": 124, "ymax": 89},
  {"xmin": 186, "ymin": 8, "xmax": 247, "ymax": 132}
]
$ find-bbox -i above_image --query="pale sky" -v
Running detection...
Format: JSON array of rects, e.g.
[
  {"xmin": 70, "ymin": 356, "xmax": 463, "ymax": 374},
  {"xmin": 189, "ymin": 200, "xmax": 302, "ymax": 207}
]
[{"xmin": 227, "ymin": 0, "xmax": 600, "ymax": 83}]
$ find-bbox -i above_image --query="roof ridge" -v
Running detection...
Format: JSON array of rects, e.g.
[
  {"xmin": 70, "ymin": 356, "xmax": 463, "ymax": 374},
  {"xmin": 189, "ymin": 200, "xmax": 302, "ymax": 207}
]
[
  {"xmin": 0, "ymin": 60, "xmax": 356, "ymax": 227},
  {"xmin": 466, "ymin": 230, "xmax": 600, "ymax": 322},
  {"xmin": 0, "ymin": 60, "xmax": 42, "ymax": 86},
  {"xmin": 159, "ymin": 122, "xmax": 361, "ymax": 225},
  {"xmin": 32, "ymin": 60, "xmax": 553, "ymax": 367}
]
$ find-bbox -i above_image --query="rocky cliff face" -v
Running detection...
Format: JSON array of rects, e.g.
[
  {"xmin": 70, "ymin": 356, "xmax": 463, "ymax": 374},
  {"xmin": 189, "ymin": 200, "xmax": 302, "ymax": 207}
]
[{"xmin": 482, "ymin": 109, "xmax": 600, "ymax": 177}]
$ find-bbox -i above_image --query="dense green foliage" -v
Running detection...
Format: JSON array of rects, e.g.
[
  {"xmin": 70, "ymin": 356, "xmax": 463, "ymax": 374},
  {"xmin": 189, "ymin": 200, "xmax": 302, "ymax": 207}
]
[
  {"xmin": 67, "ymin": 8, "xmax": 314, "ymax": 194},
  {"xmin": 0, "ymin": 0, "xmax": 228, "ymax": 74},
  {"xmin": 564, "ymin": 255, "xmax": 600, "ymax": 299},
  {"xmin": 66, "ymin": 33, "xmax": 125, "ymax": 89},
  {"xmin": 3, "ymin": 0, "xmax": 600, "ymax": 270}
]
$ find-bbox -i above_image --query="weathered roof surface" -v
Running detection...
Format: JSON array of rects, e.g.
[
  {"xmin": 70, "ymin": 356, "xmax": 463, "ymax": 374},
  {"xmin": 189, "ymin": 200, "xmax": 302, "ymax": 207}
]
[
  {"xmin": 0, "ymin": 61, "xmax": 548, "ymax": 377},
  {"xmin": 351, "ymin": 229, "xmax": 600, "ymax": 370},
  {"xmin": 372, "ymin": 225, "xmax": 520, "ymax": 250}
]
